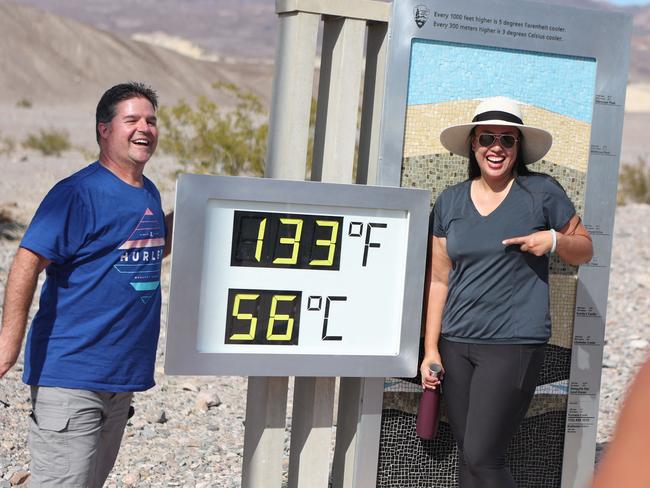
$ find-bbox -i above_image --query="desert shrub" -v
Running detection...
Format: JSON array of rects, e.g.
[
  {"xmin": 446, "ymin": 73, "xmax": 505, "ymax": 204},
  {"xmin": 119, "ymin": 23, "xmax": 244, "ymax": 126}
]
[
  {"xmin": 22, "ymin": 129, "xmax": 71, "ymax": 156},
  {"xmin": 158, "ymin": 81, "xmax": 268, "ymax": 176},
  {"xmin": 16, "ymin": 98, "xmax": 32, "ymax": 108},
  {"xmin": 618, "ymin": 158, "xmax": 650, "ymax": 205},
  {"xmin": 0, "ymin": 207, "xmax": 24, "ymax": 241},
  {"xmin": 0, "ymin": 132, "xmax": 15, "ymax": 156},
  {"xmin": 76, "ymin": 146, "xmax": 99, "ymax": 162}
]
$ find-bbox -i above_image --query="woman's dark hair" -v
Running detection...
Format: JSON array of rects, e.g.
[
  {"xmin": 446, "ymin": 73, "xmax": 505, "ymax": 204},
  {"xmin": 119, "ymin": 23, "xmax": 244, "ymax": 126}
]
[
  {"xmin": 95, "ymin": 82, "xmax": 158, "ymax": 144},
  {"xmin": 467, "ymin": 128, "xmax": 530, "ymax": 180}
]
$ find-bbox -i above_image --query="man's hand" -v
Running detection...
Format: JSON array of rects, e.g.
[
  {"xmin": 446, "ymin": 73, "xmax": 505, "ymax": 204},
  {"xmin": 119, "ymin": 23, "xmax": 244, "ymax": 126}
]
[
  {"xmin": 0, "ymin": 247, "xmax": 50, "ymax": 379},
  {"xmin": 0, "ymin": 332, "xmax": 23, "ymax": 378}
]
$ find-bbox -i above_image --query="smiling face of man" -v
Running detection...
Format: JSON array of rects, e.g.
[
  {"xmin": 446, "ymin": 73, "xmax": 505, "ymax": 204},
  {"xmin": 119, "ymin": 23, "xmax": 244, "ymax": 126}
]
[{"xmin": 98, "ymin": 96, "xmax": 158, "ymax": 172}]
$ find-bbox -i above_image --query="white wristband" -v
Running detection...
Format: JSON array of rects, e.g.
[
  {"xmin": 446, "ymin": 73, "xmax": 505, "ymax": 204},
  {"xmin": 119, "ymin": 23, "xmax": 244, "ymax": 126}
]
[{"xmin": 549, "ymin": 228, "xmax": 557, "ymax": 254}]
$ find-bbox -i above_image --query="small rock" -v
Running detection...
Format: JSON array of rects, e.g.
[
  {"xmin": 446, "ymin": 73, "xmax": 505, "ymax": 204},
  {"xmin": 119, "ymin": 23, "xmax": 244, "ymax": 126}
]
[
  {"xmin": 195, "ymin": 391, "xmax": 221, "ymax": 412},
  {"xmin": 145, "ymin": 409, "xmax": 168, "ymax": 424},
  {"xmin": 8, "ymin": 470, "xmax": 29, "ymax": 486},
  {"xmin": 181, "ymin": 383, "xmax": 198, "ymax": 392},
  {"xmin": 122, "ymin": 472, "xmax": 139, "ymax": 487},
  {"xmin": 630, "ymin": 339, "xmax": 648, "ymax": 350},
  {"xmin": 141, "ymin": 426, "xmax": 156, "ymax": 440},
  {"xmin": 1, "ymin": 441, "xmax": 16, "ymax": 452}
]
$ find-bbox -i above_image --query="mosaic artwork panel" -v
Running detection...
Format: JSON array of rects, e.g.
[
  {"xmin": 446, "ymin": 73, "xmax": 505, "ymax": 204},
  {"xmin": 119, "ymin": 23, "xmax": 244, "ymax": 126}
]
[
  {"xmin": 378, "ymin": 410, "xmax": 567, "ymax": 488},
  {"xmin": 538, "ymin": 344, "xmax": 572, "ymax": 386},
  {"xmin": 379, "ymin": 38, "xmax": 597, "ymax": 487},
  {"xmin": 408, "ymin": 40, "xmax": 597, "ymax": 123},
  {"xmin": 548, "ymin": 275, "xmax": 578, "ymax": 349}
]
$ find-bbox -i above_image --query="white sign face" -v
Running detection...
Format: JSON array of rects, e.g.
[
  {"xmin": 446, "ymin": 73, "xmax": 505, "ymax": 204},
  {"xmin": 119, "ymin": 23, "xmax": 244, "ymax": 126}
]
[
  {"xmin": 196, "ymin": 200, "xmax": 408, "ymax": 356},
  {"xmin": 164, "ymin": 175, "xmax": 430, "ymax": 377}
]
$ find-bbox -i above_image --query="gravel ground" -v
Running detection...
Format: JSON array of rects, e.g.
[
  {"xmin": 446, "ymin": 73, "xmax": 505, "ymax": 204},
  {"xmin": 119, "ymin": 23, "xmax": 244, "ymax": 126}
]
[
  {"xmin": 0, "ymin": 151, "xmax": 648, "ymax": 486},
  {"xmin": 596, "ymin": 203, "xmax": 650, "ymax": 446}
]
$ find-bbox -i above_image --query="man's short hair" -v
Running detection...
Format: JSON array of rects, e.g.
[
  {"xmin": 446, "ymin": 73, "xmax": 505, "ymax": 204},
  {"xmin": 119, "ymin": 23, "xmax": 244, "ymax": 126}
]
[{"xmin": 95, "ymin": 82, "xmax": 158, "ymax": 144}]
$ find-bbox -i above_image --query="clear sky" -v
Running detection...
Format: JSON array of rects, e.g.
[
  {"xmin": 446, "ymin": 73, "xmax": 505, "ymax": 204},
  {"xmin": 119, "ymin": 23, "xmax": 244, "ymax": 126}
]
[{"xmin": 607, "ymin": 0, "xmax": 650, "ymax": 5}]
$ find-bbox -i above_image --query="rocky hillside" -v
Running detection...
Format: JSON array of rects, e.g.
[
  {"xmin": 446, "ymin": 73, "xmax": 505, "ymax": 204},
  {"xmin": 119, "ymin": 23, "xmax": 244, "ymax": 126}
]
[
  {"xmin": 0, "ymin": 1, "xmax": 273, "ymax": 105},
  {"xmin": 3, "ymin": 0, "xmax": 650, "ymax": 102},
  {"xmin": 9, "ymin": 0, "xmax": 278, "ymax": 61},
  {"xmin": 0, "ymin": 0, "xmax": 647, "ymax": 162},
  {"xmin": 9, "ymin": 0, "xmax": 650, "ymax": 83}
]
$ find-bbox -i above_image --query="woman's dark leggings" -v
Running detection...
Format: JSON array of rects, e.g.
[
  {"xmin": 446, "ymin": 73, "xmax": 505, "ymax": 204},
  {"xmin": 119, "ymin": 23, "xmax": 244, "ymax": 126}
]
[{"xmin": 439, "ymin": 338, "xmax": 545, "ymax": 488}]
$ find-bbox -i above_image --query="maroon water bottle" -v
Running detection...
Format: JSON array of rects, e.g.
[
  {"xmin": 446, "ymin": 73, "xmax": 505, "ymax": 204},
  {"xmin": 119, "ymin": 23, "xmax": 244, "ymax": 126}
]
[{"xmin": 416, "ymin": 363, "xmax": 442, "ymax": 440}]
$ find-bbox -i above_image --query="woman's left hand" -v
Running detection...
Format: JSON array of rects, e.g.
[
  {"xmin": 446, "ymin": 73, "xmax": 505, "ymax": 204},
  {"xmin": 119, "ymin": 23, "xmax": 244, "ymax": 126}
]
[
  {"xmin": 502, "ymin": 230, "xmax": 553, "ymax": 256},
  {"xmin": 503, "ymin": 215, "xmax": 593, "ymax": 264}
]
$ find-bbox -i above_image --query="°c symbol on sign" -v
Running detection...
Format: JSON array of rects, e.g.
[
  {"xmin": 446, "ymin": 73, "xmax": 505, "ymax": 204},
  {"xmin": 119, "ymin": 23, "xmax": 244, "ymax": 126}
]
[{"xmin": 307, "ymin": 295, "xmax": 346, "ymax": 341}]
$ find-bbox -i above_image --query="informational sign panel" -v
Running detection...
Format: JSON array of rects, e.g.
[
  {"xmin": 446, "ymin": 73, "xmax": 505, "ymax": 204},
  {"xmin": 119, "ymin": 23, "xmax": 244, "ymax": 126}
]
[
  {"xmin": 165, "ymin": 175, "xmax": 430, "ymax": 378},
  {"xmin": 375, "ymin": 1, "xmax": 631, "ymax": 487}
]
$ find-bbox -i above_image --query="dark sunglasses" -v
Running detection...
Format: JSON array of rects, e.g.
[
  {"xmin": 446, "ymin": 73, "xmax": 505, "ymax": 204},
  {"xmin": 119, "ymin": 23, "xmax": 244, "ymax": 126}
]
[{"xmin": 477, "ymin": 133, "xmax": 518, "ymax": 149}]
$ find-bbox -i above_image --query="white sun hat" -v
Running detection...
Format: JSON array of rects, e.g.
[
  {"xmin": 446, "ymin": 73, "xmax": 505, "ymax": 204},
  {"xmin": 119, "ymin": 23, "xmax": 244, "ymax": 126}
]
[{"xmin": 439, "ymin": 97, "xmax": 553, "ymax": 164}]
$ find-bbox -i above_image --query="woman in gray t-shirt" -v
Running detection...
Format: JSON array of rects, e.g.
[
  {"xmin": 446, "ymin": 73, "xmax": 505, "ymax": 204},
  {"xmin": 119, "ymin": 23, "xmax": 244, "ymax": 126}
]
[{"xmin": 420, "ymin": 97, "xmax": 593, "ymax": 488}]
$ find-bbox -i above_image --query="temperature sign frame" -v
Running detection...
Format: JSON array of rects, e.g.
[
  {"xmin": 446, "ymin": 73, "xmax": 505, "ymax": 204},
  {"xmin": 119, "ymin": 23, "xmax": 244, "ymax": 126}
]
[{"xmin": 165, "ymin": 174, "xmax": 430, "ymax": 377}]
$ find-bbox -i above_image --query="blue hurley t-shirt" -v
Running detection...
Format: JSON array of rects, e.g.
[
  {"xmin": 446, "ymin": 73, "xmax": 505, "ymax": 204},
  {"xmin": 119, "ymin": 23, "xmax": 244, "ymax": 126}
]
[
  {"xmin": 431, "ymin": 174, "xmax": 575, "ymax": 344},
  {"xmin": 21, "ymin": 162, "xmax": 166, "ymax": 392}
]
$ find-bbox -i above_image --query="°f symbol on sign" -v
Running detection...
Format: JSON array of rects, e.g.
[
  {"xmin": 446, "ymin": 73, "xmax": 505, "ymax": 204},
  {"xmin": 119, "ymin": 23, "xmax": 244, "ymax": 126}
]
[
  {"xmin": 307, "ymin": 295, "xmax": 346, "ymax": 341},
  {"xmin": 348, "ymin": 221, "xmax": 388, "ymax": 267}
]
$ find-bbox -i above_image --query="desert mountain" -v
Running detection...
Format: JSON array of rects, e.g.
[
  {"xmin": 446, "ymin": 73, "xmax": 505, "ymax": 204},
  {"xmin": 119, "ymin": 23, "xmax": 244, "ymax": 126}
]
[
  {"xmin": 9, "ymin": 0, "xmax": 278, "ymax": 61},
  {"xmin": 9, "ymin": 0, "xmax": 650, "ymax": 83},
  {"xmin": 0, "ymin": 1, "xmax": 273, "ymax": 105},
  {"xmin": 0, "ymin": 0, "xmax": 648, "ymax": 163}
]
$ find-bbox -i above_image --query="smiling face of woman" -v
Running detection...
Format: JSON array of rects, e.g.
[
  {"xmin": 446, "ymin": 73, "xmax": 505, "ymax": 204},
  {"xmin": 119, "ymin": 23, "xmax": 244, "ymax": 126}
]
[{"xmin": 471, "ymin": 125, "xmax": 521, "ymax": 182}]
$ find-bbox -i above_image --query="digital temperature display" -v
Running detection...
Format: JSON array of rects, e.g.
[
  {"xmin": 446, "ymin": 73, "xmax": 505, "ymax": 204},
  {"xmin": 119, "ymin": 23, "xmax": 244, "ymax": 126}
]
[
  {"xmin": 165, "ymin": 175, "xmax": 430, "ymax": 377},
  {"xmin": 225, "ymin": 289, "xmax": 302, "ymax": 345},
  {"xmin": 231, "ymin": 211, "xmax": 343, "ymax": 270}
]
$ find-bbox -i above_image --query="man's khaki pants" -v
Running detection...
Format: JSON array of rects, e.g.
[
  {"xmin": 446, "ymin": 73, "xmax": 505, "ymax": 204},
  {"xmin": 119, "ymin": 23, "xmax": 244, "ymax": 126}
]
[{"xmin": 28, "ymin": 386, "xmax": 133, "ymax": 488}]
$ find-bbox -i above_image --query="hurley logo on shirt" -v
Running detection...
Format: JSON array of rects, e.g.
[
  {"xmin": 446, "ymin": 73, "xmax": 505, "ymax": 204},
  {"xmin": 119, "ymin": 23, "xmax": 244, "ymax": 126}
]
[{"xmin": 114, "ymin": 208, "xmax": 165, "ymax": 303}]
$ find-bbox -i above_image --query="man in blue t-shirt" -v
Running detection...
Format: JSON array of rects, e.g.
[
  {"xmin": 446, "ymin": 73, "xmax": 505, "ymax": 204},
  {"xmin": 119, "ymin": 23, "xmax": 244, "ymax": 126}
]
[{"xmin": 0, "ymin": 82, "xmax": 173, "ymax": 487}]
